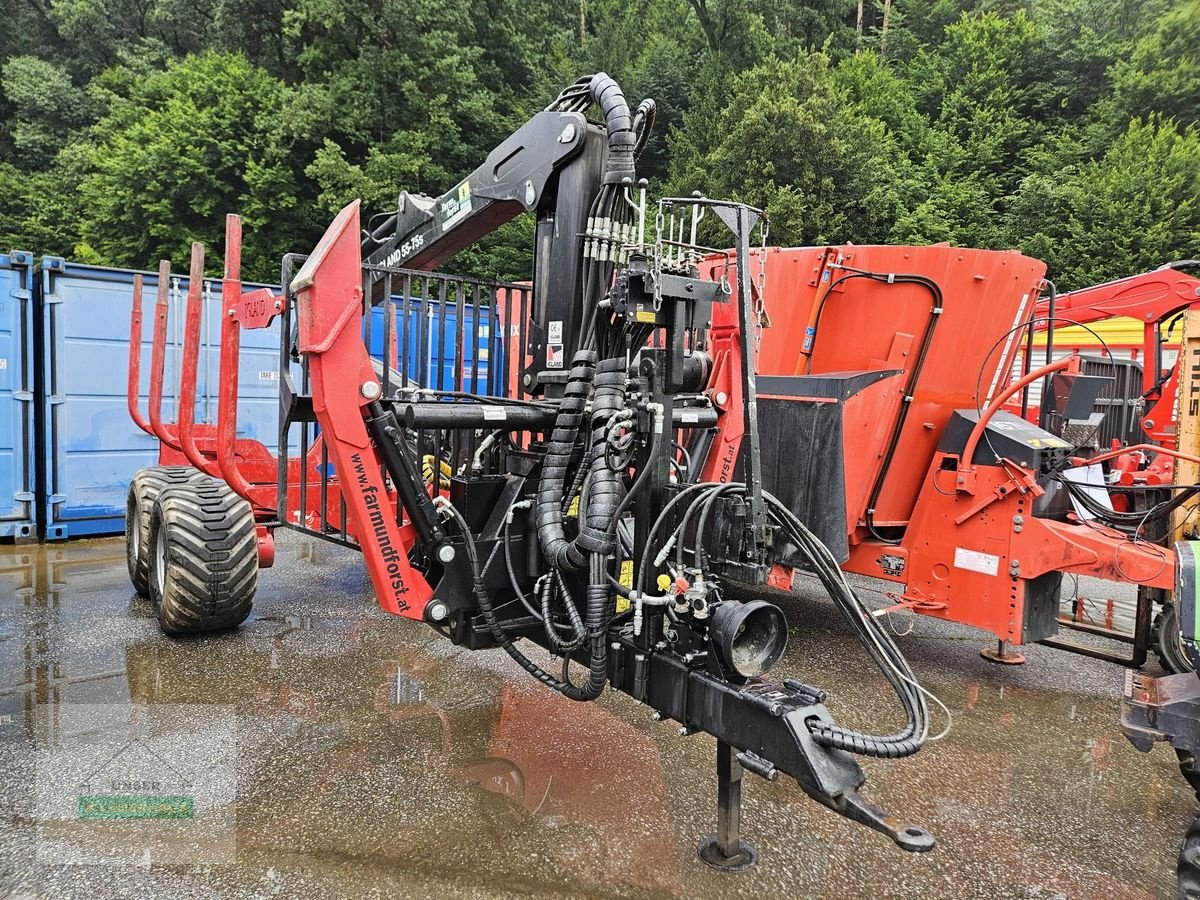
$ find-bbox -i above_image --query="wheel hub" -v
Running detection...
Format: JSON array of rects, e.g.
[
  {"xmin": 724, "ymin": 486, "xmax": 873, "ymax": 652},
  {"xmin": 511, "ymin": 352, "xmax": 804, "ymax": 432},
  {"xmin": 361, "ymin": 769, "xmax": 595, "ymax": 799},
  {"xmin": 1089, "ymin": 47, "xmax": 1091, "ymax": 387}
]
[{"xmin": 154, "ymin": 523, "xmax": 167, "ymax": 594}]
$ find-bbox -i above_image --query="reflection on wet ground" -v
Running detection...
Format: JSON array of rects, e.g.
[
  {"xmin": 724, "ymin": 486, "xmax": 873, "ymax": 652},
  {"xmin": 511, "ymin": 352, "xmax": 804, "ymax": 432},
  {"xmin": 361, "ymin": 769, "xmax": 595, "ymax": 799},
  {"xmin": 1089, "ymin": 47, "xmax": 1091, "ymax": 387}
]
[{"xmin": 0, "ymin": 534, "xmax": 1193, "ymax": 898}]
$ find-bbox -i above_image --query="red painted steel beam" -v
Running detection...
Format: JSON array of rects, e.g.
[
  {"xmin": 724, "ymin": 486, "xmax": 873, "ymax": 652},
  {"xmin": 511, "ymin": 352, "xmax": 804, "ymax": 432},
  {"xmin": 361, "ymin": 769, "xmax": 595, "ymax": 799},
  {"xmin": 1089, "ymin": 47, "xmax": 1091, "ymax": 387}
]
[
  {"xmin": 126, "ymin": 274, "xmax": 153, "ymax": 436},
  {"xmin": 291, "ymin": 200, "xmax": 433, "ymax": 619},
  {"xmin": 147, "ymin": 260, "xmax": 182, "ymax": 451},
  {"xmin": 176, "ymin": 242, "xmax": 221, "ymax": 477}
]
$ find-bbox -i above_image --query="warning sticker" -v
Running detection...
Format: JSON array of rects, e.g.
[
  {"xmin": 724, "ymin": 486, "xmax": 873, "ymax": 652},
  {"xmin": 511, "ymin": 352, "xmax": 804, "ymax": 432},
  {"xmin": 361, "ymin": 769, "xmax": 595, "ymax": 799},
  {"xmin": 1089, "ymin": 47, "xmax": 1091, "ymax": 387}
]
[
  {"xmin": 440, "ymin": 180, "xmax": 473, "ymax": 230},
  {"xmin": 547, "ymin": 344, "xmax": 564, "ymax": 369},
  {"xmin": 616, "ymin": 561, "xmax": 633, "ymax": 613},
  {"xmin": 548, "ymin": 320, "xmax": 563, "ymax": 343},
  {"xmin": 953, "ymin": 547, "xmax": 1000, "ymax": 576}
]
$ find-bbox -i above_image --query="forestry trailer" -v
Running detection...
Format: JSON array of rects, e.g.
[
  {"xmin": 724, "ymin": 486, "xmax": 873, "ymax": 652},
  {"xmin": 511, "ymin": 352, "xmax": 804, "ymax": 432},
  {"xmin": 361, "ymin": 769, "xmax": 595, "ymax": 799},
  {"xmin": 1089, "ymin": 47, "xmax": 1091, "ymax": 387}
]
[{"xmin": 124, "ymin": 74, "xmax": 938, "ymax": 869}]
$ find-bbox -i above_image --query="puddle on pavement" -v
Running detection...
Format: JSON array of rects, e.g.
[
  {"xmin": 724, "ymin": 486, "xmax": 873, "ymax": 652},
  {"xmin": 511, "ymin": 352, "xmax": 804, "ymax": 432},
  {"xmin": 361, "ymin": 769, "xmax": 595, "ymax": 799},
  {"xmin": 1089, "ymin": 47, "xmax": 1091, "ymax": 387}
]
[{"xmin": 0, "ymin": 535, "xmax": 1195, "ymax": 898}]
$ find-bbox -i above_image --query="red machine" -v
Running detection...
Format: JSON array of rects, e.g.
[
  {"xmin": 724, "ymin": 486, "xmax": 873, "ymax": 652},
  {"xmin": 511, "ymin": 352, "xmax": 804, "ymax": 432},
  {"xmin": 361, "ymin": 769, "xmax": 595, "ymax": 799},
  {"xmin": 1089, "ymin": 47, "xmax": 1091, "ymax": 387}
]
[
  {"xmin": 1031, "ymin": 262, "xmax": 1200, "ymax": 451},
  {"xmin": 705, "ymin": 246, "xmax": 1193, "ymax": 666},
  {"xmin": 124, "ymin": 219, "xmax": 337, "ymax": 632},
  {"xmin": 126, "ymin": 75, "xmax": 943, "ymax": 869}
]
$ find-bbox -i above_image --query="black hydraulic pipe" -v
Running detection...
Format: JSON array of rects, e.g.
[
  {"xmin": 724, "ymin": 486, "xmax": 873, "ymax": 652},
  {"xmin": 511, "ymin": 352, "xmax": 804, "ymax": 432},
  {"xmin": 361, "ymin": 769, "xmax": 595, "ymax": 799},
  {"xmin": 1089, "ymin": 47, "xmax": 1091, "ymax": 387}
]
[
  {"xmin": 1038, "ymin": 281, "xmax": 1057, "ymax": 431},
  {"xmin": 364, "ymin": 400, "xmax": 445, "ymax": 547},
  {"xmin": 401, "ymin": 401, "xmax": 717, "ymax": 431},
  {"xmin": 402, "ymin": 403, "xmax": 556, "ymax": 430},
  {"xmin": 537, "ymin": 352, "xmax": 597, "ymax": 571}
]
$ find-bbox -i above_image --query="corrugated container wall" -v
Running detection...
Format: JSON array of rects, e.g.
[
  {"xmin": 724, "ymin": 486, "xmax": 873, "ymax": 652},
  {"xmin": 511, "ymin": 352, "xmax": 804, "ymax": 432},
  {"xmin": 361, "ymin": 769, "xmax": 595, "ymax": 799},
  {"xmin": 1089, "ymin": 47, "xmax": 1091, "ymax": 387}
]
[
  {"xmin": 35, "ymin": 260, "xmax": 286, "ymax": 539},
  {"xmin": 0, "ymin": 251, "xmax": 36, "ymax": 538}
]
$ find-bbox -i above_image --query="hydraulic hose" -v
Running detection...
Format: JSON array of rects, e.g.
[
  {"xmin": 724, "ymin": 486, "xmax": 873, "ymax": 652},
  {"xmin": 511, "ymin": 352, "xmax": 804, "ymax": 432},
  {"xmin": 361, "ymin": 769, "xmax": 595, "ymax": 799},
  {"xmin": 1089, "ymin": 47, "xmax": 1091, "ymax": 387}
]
[
  {"xmin": 537, "ymin": 352, "xmax": 597, "ymax": 571},
  {"xmin": 588, "ymin": 73, "xmax": 635, "ymax": 184},
  {"xmin": 541, "ymin": 570, "xmax": 587, "ymax": 653},
  {"xmin": 634, "ymin": 481, "xmax": 928, "ymax": 759},
  {"xmin": 445, "ymin": 501, "xmax": 607, "ymax": 702},
  {"xmin": 576, "ymin": 358, "xmax": 629, "ymax": 556},
  {"xmin": 573, "ymin": 552, "xmax": 613, "ymax": 700},
  {"xmin": 632, "ymin": 98, "xmax": 656, "ymax": 158},
  {"xmin": 547, "ymin": 74, "xmax": 635, "ymax": 184},
  {"xmin": 765, "ymin": 494, "xmax": 926, "ymax": 758},
  {"xmin": 537, "ymin": 355, "xmax": 630, "ymax": 569}
]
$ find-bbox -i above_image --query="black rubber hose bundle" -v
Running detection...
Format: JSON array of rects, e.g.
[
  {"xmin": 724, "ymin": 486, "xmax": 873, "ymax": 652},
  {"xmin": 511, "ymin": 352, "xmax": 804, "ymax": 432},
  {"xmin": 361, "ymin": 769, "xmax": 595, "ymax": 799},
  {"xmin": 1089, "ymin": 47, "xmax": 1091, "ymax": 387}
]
[
  {"xmin": 587, "ymin": 73, "xmax": 635, "ymax": 183},
  {"xmin": 536, "ymin": 352, "xmax": 597, "ymax": 571},
  {"xmin": 546, "ymin": 73, "xmax": 634, "ymax": 184},
  {"xmin": 634, "ymin": 481, "xmax": 929, "ymax": 759},
  {"xmin": 574, "ymin": 553, "xmax": 613, "ymax": 700},
  {"xmin": 576, "ymin": 358, "xmax": 628, "ymax": 557},
  {"xmin": 764, "ymin": 494, "xmax": 926, "ymax": 758},
  {"xmin": 632, "ymin": 98, "xmax": 656, "ymax": 158},
  {"xmin": 541, "ymin": 570, "xmax": 587, "ymax": 653},
  {"xmin": 537, "ymin": 355, "xmax": 629, "ymax": 569},
  {"xmin": 448, "ymin": 504, "xmax": 593, "ymax": 699}
]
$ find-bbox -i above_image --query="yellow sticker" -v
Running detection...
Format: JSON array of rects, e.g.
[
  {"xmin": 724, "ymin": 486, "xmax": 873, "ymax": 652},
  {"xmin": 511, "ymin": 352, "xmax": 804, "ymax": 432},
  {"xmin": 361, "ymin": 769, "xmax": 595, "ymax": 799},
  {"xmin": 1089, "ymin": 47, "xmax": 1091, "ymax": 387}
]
[
  {"xmin": 567, "ymin": 495, "xmax": 579, "ymax": 518},
  {"xmin": 635, "ymin": 304, "xmax": 657, "ymax": 324},
  {"xmin": 616, "ymin": 562, "xmax": 633, "ymax": 612}
]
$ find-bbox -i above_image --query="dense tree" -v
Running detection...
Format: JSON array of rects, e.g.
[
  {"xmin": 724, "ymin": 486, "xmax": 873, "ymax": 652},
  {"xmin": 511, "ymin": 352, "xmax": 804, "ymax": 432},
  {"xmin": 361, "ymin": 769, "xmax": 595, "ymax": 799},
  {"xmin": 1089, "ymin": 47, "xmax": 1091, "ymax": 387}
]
[
  {"xmin": 1010, "ymin": 119, "xmax": 1200, "ymax": 289},
  {"xmin": 72, "ymin": 52, "xmax": 304, "ymax": 279},
  {"xmin": 1105, "ymin": 0, "xmax": 1200, "ymax": 131},
  {"xmin": 671, "ymin": 54, "xmax": 916, "ymax": 246},
  {"xmin": 0, "ymin": 0, "xmax": 1193, "ymax": 286},
  {"xmin": 1, "ymin": 56, "xmax": 90, "ymax": 168}
]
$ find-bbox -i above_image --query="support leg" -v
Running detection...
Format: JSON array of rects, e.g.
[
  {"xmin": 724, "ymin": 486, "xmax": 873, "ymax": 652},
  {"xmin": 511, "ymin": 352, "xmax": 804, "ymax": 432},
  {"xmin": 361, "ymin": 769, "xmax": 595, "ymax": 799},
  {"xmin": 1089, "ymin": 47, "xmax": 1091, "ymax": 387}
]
[
  {"xmin": 981, "ymin": 638, "xmax": 1026, "ymax": 665},
  {"xmin": 697, "ymin": 741, "xmax": 757, "ymax": 872}
]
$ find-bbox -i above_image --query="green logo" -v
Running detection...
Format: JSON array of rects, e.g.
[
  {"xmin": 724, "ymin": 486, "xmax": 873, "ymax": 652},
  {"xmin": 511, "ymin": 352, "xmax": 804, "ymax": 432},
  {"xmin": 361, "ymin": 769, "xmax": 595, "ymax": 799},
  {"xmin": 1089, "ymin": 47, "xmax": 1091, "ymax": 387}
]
[{"xmin": 78, "ymin": 795, "xmax": 194, "ymax": 820}]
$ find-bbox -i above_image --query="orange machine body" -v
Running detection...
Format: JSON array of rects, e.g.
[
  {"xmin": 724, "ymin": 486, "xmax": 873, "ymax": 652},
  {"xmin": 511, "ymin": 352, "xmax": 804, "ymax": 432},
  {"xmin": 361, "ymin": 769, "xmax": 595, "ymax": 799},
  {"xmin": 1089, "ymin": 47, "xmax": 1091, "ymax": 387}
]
[{"xmin": 704, "ymin": 245, "xmax": 1176, "ymax": 650}]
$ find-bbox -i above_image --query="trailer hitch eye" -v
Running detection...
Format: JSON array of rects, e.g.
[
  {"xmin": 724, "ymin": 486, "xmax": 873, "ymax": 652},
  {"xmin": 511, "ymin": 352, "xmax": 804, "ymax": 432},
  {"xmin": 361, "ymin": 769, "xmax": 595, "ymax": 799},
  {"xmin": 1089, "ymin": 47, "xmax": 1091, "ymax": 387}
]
[{"xmin": 710, "ymin": 600, "xmax": 788, "ymax": 678}]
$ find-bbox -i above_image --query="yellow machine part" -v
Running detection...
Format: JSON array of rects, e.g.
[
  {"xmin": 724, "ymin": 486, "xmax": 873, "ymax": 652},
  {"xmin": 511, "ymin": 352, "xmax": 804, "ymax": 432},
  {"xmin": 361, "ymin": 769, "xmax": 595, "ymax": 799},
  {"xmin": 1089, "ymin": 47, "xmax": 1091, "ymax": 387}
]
[{"xmin": 1174, "ymin": 309, "xmax": 1200, "ymax": 540}]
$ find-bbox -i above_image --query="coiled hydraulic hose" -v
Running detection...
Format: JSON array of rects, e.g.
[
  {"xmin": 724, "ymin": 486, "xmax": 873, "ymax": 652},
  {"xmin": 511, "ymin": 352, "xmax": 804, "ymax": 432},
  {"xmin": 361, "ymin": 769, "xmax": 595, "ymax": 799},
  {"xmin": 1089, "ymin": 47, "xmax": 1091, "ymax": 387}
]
[
  {"xmin": 448, "ymin": 501, "xmax": 612, "ymax": 703},
  {"xmin": 635, "ymin": 482, "xmax": 929, "ymax": 759},
  {"xmin": 632, "ymin": 98, "xmax": 656, "ymax": 158},
  {"xmin": 536, "ymin": 352, "xmax": 597, "ymax": 571},
  {"xmin": 768, "ymin": 495, "xmax": 926, "ymax": 758},
  {"xmin": 540, "ymin": 570, "xmax": 587, "ymax": 653},
  {"xmin": 547, "ymin": 73, "xmax": 635, "ymax": 184},
  {"xmin": 572, "ymin": 553, "xmax": 613, "ymax": 699},
  {"xmin": 575, "ymin": 358, "xmax": 629, "ymax": 557},
  {"xmin": 537, "ymin": 355, "xmax": 630, "ymax": 569}
]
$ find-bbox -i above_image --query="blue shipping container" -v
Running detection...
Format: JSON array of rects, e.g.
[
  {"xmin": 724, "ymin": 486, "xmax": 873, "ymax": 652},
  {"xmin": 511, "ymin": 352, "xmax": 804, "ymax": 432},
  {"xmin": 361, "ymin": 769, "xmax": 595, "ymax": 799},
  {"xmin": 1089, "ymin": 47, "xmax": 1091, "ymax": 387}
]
[
  {"xmin": 365, "ymin": 301, "xmax": 502, "ymax": 394},
  {"xmin": 0, "ymin": 251, "xmax": 36, "ymax": 538},
  {"xmin": 36, "ymin": 259, "xmax": 290, "ymax": 539}
]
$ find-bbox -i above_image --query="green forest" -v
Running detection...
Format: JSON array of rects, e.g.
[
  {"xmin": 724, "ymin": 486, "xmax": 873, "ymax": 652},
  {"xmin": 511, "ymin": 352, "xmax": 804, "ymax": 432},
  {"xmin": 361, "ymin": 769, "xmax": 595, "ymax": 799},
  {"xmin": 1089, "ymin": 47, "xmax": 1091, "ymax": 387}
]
[{"xmin": 0, "ymin": 0, "xmax": 1196, "ymax": 288}]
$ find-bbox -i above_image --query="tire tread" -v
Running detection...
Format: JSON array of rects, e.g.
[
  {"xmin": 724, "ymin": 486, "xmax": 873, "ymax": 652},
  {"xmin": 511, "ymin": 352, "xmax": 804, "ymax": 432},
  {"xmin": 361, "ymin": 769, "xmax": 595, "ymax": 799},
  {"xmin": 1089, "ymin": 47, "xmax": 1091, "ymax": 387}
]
[{"xmin": 149, "ymin": 475, "xmax": 257, "ymax": 634}]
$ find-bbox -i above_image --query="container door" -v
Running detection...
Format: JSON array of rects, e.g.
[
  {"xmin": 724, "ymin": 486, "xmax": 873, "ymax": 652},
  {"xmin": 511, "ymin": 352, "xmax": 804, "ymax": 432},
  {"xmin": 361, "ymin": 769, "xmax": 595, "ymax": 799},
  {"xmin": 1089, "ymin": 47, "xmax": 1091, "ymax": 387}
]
[{"xmin": 0, "ymin": 251, "xmax": 35, "ymax": 538}]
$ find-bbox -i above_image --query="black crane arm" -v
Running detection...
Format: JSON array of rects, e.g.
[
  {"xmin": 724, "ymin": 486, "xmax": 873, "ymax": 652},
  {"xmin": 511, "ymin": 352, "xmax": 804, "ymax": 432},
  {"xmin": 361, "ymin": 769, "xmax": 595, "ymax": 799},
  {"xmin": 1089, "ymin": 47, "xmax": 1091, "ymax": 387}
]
[
  {"xmin": 360, "ymin": 75, "xmax": 645, "ymax": 379},
  {"xmin": 361, "ymin": 109, "xmax": 593, "ymax": 272}
]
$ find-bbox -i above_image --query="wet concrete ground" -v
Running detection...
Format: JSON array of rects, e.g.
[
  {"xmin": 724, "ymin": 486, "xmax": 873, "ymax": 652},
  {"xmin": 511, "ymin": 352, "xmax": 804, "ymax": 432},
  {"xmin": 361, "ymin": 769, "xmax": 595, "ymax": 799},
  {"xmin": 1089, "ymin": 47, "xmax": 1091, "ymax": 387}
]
[{"xmin": 0, "ymin": 533, "xmax": 1194, "ymax": 899}]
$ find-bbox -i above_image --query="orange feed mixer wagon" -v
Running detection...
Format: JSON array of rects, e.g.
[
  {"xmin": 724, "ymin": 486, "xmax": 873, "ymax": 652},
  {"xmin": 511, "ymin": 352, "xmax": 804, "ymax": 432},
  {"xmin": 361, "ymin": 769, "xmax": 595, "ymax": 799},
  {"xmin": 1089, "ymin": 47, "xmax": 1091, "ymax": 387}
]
[{"xmin": 702, "ymin": 245, "xmax": 1188, "ymax": 665}]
